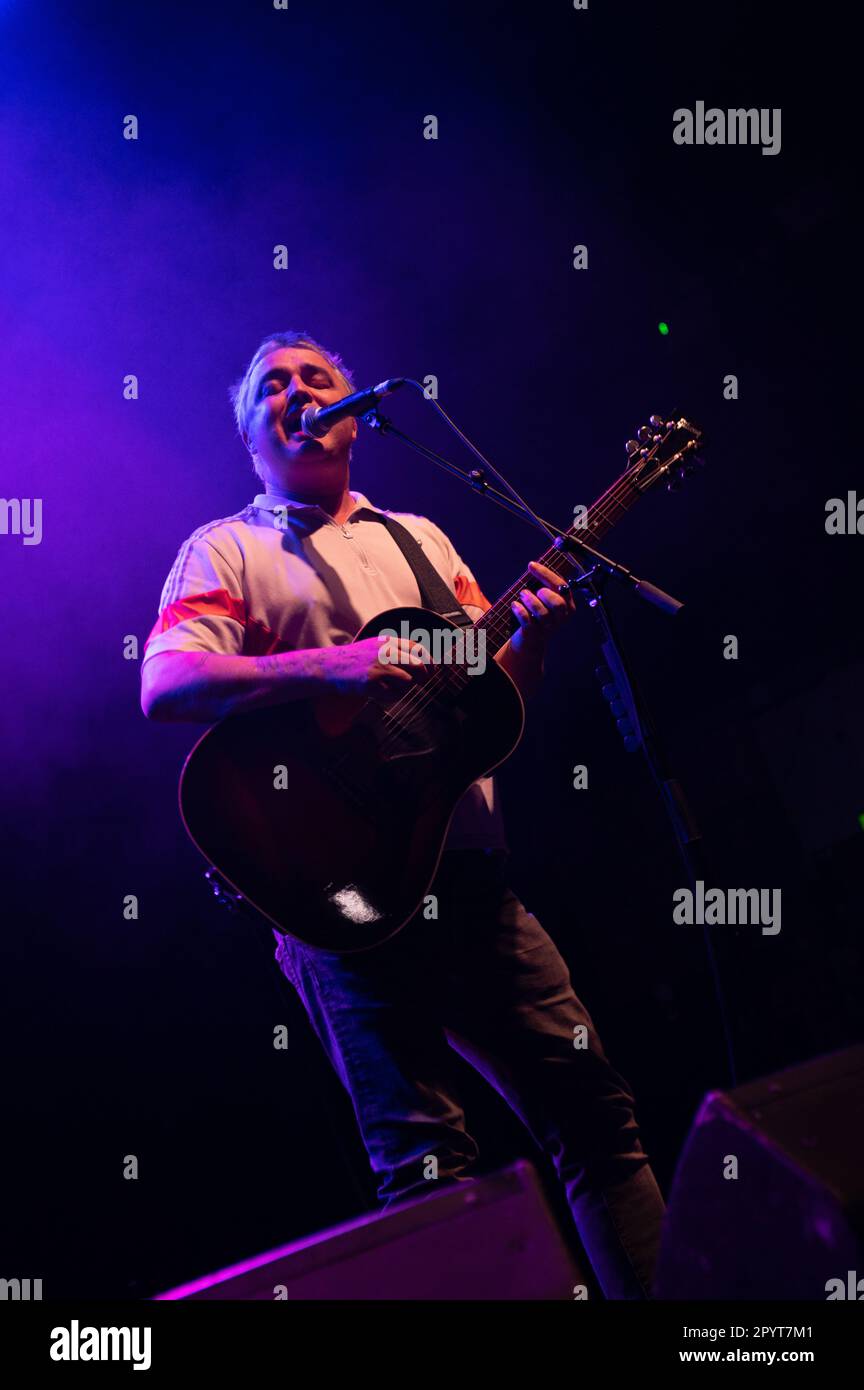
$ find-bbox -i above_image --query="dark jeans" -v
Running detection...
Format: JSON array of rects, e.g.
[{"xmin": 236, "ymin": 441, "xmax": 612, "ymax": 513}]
[{"xmin": 274, "ymin": 848, "xmax": 666, "ymax": 1298}]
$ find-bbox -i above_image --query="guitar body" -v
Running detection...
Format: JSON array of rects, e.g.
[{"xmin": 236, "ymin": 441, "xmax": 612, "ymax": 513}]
[{"xmin": 179, "ymin": 607, "xmax": 525, "ymax": 951}]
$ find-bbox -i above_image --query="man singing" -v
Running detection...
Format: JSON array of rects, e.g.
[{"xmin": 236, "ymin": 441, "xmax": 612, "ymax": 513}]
[{"xmin": 141, "ymin": 330, "xmax": 666, "ymax": 1298}]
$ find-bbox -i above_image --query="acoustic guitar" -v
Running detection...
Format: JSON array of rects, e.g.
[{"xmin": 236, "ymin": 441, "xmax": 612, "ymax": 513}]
[{"xmin": 179, "ymin": 416, "xmax": 702, "ymax": 951}]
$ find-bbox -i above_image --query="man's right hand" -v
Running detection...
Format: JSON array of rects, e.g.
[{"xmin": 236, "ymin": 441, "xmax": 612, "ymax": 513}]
[
  {"xmin": 323, "ymin": 635, "xmax": 432, "ymax": 695},
  {"xmin": 142, "ymin": 636, "xmax": 433, "ymax": 723}
]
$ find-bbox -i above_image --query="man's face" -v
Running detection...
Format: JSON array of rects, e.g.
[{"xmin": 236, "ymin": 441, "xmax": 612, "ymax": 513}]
[{"xmin": 243, "ymin": 345, "xmax": 357, "ymax": 496}]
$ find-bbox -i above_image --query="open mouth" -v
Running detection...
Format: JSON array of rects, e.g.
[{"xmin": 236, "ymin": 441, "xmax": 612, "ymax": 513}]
[{"xmin": 282, "ymin": 411, "xmax": 325, "ymax": 444}]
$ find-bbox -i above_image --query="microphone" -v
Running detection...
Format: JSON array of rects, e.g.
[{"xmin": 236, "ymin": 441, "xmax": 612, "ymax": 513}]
[{"xmin": 299, "ymin": 377, "xmax": 406, "ymax": 438}]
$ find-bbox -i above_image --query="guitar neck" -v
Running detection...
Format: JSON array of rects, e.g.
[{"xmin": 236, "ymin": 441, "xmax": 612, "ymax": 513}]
[{"xmin": 474, "ymin": 466, "xmax": 644, "ymax": 655}]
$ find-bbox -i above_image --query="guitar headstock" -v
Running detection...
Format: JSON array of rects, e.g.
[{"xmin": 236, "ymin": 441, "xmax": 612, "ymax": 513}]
[{"xmin": 624, "ymin": 415, "xmax": 704, "ymax": 493}]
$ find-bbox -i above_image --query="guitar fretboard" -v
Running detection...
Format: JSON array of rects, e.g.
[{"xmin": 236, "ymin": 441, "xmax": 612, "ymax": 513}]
[{"xmin": 475, "ymin": 467, "xmax": 644, "ymax": 656}]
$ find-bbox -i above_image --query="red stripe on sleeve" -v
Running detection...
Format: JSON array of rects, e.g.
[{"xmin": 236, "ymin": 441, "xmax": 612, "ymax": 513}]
[
  {"xmin": 454, "ymin": 574, "xmax": 492, "ymax": 614},
  {"xmin": 144, "ymin": 588, "xmax": 292, "ymax": 657},
  {"xmin": 145, "ymin": 588, "xmax": 247, "ymax": 647}
]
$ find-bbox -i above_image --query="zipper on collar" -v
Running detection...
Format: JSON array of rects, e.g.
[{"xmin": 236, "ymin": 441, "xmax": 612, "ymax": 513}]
[{"xmin": 334, "ymin": 515, "xmax": 376, "ymax": 571}]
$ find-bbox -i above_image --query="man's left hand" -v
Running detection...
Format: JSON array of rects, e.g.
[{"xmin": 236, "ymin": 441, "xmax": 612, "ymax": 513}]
[{"xmin": 509, "ymin": 560, "xmax": 575, "ymax": 653}]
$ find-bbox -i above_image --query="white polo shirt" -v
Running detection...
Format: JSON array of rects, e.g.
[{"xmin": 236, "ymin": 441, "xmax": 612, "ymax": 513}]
[{"xmin": 145, "ymin": 489, "xmax": 507, "ymax": 851}]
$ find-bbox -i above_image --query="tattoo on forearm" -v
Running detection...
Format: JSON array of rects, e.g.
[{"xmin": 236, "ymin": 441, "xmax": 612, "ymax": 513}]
[{"xmin": 253, "ymin": 654, "xmax": 287, "ymax": 677}]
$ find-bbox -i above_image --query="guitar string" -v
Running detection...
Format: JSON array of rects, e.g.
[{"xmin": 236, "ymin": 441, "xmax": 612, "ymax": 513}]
[
  {"xmin": 319, "ymin": 428, "xmax": 694, "ymax": 799},
  {"xmin": 322, "ymin": 461, "xmax": 646, "ymax": 782},
  {"xmin": 375, "ymin": 425, "xmax": 696, "ymax": 743},
  {"xmin": 371, "ymin": 464, "xmax": 642, "ymax": 747},
  {"xmin": 332, "ymin": 468, "xmax": 640, "ymax": 778}
]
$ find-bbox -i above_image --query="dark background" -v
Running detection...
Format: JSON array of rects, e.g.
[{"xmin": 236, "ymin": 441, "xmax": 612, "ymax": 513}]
[{"xmin": 1, "ymin": 0, "xmax": 859, "ymax": 1297}]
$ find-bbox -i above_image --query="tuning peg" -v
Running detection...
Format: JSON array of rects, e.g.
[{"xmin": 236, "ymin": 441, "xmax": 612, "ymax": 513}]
[
  {"xmin": 625, "ymin": 439, "xmax": 640, "ymax": 456},
  {"xmin": 637, "ymin": 425, "xmax": 653, "ymax": 444},
  {"xmin": 648, "ymin": 414, "xmax": 665, "ymax": 429}
]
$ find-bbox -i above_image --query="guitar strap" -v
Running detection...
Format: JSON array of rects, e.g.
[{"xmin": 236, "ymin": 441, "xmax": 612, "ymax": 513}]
[{"xmin": 377, "ymin": 515, "xmax": 474, "ymax": 629}]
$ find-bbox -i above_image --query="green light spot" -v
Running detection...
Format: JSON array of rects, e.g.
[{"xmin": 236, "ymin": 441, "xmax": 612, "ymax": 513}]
[
  {"xmin": 658, "ymin": 321, "xmax": 670, "ymax": 336},
  {"xmin": 858, "ymin": 811, "xmax": 864, "ymax": 832}
]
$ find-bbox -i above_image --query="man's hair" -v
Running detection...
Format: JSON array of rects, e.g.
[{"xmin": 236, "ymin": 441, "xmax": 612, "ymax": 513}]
[{"xmin": 228, "ymin": 331, "xmax": 356, "ymax": 459}]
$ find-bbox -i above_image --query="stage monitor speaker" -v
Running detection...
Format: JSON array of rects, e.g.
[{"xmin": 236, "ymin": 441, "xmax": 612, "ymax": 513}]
[
  {"xmin": 155, "ymin": 1159, "xmax": 583, "ymax": 1300},
  {"xmin": 655, "ymin": 1043, "xmax": 864, "ymax": 1299}
]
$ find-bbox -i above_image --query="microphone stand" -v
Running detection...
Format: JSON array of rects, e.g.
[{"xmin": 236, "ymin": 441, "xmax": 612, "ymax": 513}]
[{"xmin": 365, "ymin": 408, "xmax": 739, "ymax": 1088}]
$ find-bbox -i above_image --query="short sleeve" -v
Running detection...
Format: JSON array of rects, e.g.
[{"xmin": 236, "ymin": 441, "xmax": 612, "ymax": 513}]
[
  {"xmin": 143, "ymin": 533, "xmax": 246, "ymax": 663},
  {"xmin": 423, "ymin": 520, "xmax": 493, "ymax": 622}
]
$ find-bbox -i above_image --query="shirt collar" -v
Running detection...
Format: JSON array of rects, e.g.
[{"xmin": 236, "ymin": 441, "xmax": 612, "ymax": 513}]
[{"xmin": 252, "ymin": 488, "xmax": 382, "ymax": 520}]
